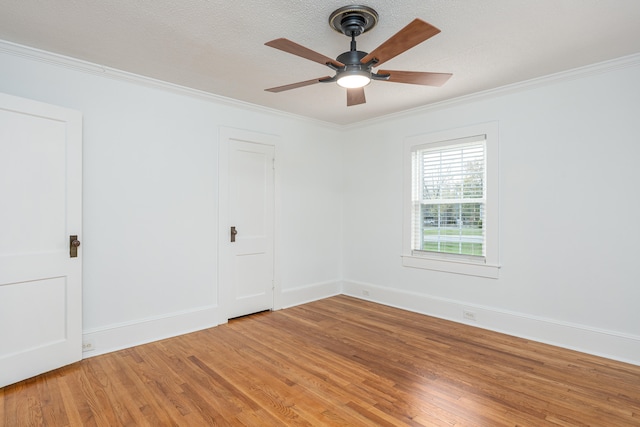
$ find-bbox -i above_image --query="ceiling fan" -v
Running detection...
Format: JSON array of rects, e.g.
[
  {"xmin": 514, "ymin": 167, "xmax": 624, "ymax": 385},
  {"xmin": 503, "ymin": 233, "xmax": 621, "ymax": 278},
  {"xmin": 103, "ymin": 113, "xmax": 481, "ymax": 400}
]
[{"xmin": 264, "ymin": 5, "xmax": 452, "ymax": 106}]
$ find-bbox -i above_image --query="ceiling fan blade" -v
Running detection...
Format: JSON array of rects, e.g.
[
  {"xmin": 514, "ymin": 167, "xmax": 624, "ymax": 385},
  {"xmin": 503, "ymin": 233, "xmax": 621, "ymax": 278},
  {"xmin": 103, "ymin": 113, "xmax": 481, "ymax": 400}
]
[
  {"xmin": 378, "ymin": 70, "xmax": 452, "ymax": 86},
  {"xmin": 265, "ymin": 38, "xmax": 344, "ymax": 68},
  {"xmin": 265, "ymin": 76, "xmax": 331, "ymax": 93},
  {"xmin": 361, "ymin": 19, "xmax": 441, "ymax": 67},
  {"xmin": 347, "ymin": 87, "xmax": 366, "ymax": 106}
]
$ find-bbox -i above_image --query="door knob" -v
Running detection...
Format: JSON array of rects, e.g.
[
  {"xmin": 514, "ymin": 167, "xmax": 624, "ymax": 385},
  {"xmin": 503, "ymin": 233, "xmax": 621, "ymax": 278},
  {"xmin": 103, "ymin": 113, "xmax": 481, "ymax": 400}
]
[{"xmin": 70, "ymin": 235, "xmax": 81, "ymax": 257}]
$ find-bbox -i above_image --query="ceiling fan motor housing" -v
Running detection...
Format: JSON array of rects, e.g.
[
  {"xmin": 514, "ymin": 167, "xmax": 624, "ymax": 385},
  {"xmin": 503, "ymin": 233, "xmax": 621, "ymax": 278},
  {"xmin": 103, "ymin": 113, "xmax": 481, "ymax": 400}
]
[{"xmin": 337, "ymin": 50, "xmax": 367, "ymax": 66}]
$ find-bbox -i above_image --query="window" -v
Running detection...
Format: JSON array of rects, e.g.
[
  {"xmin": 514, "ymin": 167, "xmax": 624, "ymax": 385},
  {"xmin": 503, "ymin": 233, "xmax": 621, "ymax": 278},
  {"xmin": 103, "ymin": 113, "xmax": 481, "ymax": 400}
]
[
  {"xmin": 412, "ymin": 136, "xmax": 486, "ymax": 257},
  {"xmin": 402, "ymin": 123, "xmax": 499, "ymax": 278}
]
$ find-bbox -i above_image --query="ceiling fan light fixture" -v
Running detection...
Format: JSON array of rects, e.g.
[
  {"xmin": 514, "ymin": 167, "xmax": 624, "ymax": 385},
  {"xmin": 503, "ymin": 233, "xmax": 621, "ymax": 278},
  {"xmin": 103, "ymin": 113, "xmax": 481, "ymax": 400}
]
[{"xmin": 336, "ymin": 69, "xmax": 371, "ymax": 88}]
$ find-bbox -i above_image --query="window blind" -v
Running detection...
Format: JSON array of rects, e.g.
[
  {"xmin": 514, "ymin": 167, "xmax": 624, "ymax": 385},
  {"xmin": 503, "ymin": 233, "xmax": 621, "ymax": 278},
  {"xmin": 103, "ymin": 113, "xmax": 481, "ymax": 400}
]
[{"xmin": 411, "ymin": 135, "xmax": 486, "ymax": 258}]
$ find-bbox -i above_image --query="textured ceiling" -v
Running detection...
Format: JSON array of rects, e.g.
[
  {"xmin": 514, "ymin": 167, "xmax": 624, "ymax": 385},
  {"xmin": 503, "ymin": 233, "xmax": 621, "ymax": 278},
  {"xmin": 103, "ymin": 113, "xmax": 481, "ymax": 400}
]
[{"xmin": 1, "ymin": 0, "xmax": 640, "ymax": 125}]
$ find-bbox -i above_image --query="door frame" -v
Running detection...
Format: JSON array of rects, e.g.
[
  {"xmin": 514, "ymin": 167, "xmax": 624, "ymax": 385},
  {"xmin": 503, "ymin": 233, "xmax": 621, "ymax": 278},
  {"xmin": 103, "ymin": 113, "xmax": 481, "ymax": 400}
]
[{"xmin": 218, "ymin": 127, "xmax": 280, "ymax": 320}]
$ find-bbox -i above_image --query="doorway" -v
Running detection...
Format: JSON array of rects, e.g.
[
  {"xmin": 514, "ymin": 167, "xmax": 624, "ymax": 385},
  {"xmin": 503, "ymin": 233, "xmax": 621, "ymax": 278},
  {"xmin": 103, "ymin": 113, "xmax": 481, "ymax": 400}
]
[{"xmin": 219, "ymin": 128, "xmax": 276, "ymax": 319}]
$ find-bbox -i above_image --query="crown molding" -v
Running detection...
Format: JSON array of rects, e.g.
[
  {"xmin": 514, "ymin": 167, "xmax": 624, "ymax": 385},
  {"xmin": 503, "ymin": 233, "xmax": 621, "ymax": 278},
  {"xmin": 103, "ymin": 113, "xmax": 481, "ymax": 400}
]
[
  {"xmin": 345, "ymin": 52, "xmax": 640, "ymax": 130},
  {"xmin": 2, "ymin": 39, "xmax": 638, "ymax": 131},
  {"xmin": 0, "ymin": 39, "xmax": 342, "ymax": 130}
]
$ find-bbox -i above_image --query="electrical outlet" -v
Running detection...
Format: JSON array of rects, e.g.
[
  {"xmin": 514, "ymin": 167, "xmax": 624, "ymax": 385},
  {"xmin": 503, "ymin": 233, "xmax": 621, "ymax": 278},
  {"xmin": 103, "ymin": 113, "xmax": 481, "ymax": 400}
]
[
  {"xmin": 463, "ymin": 310, "xmax": 477, "ymax": 321},
  {"xmin": 362, "ymin": 290, "xmax": 370, "ymax": 297},
  {"xmin": 82, "ymin": 340, "xmax": 95, "ymax": 352}
]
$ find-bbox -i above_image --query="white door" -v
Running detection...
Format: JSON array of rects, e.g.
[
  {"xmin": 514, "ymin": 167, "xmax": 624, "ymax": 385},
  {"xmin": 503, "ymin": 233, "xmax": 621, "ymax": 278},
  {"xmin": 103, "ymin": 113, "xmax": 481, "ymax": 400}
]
[
  {"xmin": 0, "ymin": 93, "xmax": 82, "ymax": 388},
  {"xmin": 219, "ymin": 128, "xmax": 275, "ymax": 319}
]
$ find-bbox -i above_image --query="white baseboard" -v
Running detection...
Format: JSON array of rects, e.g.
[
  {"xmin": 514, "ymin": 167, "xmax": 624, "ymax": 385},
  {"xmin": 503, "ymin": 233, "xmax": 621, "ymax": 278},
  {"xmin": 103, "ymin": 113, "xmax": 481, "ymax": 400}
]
[
  {"xmin": 81, "ymin": 305, "xmax": 224, "ymax": 358},
  {"xmin": 81, "ymin": 280, "xmax": 640, "ymax": 366},
  {"xmin": 276, "ymin": 280, "xmax": 341, "ymax": 310},
  {"xmin": 82, "ymin": 280, "xmax": 342, "ymax": 358},
  {"xmin": 342, "ymin": 280, "xmax": 640, "ymax": 366}
]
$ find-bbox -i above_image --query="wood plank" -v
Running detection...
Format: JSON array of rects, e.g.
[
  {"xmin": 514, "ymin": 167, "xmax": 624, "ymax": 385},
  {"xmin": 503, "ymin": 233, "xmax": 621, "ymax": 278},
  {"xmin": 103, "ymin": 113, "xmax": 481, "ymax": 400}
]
[{"xmin": 1, "ymin": 295, "xmax": 639, "ymax": 426}]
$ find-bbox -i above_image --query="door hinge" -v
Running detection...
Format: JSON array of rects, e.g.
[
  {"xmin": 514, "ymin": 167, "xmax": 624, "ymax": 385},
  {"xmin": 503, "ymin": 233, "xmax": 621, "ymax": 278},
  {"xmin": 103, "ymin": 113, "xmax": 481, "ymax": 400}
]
[{"xmin": 272, "ymin": 158, "xmax": 275, "ymax": 170}]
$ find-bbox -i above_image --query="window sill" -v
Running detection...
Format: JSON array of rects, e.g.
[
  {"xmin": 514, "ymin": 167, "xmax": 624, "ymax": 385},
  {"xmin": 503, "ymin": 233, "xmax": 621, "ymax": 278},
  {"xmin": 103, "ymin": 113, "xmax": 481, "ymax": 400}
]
[{"xmin": 401, "ymin": 254, "xmax": 500, "ymax": 279}]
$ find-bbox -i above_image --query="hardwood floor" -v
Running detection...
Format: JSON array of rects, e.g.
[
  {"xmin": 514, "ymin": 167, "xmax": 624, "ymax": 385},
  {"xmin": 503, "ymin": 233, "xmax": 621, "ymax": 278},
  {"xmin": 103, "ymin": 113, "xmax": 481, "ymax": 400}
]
[{"xmin": 2, "ymin": 295, "xmax": 639, "ymax": 426}]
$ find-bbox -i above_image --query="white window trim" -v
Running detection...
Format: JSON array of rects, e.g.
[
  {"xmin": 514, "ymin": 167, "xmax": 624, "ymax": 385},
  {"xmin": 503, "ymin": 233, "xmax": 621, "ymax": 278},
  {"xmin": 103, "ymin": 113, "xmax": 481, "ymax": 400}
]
[{"xmin": 402, "ymin": 122, "xmax": 500, "ymax": 279}]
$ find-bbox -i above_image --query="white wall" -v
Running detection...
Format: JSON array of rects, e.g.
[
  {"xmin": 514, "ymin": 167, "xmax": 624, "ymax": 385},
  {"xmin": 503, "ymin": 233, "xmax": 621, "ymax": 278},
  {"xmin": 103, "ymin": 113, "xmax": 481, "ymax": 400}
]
[
  {"xmin": 0, "ymin": 44, "xmax": 343, "ymax": 354},
  {"xmin": 341, "ymin": 56, "xmax": 640, "ymax": 364},
  {"xmin": 2, "ymin": 41, "xmax": 639, "ymax": 365}
]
